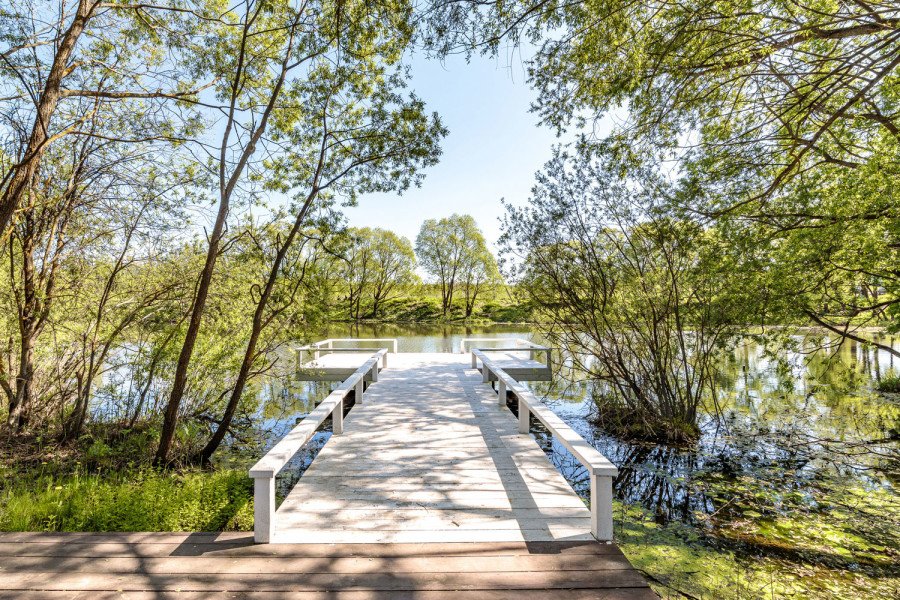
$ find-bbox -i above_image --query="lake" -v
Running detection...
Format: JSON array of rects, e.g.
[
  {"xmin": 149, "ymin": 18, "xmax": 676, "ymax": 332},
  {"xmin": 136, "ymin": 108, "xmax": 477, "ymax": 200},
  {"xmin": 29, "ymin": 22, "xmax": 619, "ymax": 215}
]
[{"xmin": 245, "ymin": 323, "xmax": 898, "ymax": 596}]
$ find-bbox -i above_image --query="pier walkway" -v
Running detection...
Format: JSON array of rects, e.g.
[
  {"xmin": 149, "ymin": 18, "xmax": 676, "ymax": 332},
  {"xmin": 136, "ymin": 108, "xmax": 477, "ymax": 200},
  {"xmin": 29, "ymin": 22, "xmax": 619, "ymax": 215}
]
[{"xmin": 0, "ymin": 340, "xmax": 655, "ymax": 599}]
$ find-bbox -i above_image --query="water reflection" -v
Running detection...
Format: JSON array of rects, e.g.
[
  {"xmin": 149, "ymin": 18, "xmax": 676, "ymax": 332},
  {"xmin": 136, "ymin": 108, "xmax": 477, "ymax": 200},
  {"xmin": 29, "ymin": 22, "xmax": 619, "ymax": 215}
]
[
  {"xmin": 522, "ymin": 332, "xmax": 898, "ymax": 559},
  {"xmin": 249, "ymin": 327, "xmax": 897, "ymax": 529}
]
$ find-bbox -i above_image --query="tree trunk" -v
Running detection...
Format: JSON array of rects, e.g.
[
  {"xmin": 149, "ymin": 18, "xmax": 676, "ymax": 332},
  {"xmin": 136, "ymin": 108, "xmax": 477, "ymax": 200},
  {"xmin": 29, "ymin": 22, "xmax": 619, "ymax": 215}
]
[
  {"xmin": 0, "ymin": 0, "xmax": 97, "ymax": 237},
  {"xmin": 154, "ymin": 201, "xmax": 228, "ymax": 465},
  {"xmin": 196, "ymin": 194, "xmax": 316, "ymax": 464}
]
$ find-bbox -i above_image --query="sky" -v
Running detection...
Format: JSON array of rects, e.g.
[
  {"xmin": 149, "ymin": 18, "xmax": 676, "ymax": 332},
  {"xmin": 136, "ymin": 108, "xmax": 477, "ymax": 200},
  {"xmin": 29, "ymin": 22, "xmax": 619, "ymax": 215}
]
[{"xmin": 341, "ymin": 49, "xmax": 565, "ymax": 251}]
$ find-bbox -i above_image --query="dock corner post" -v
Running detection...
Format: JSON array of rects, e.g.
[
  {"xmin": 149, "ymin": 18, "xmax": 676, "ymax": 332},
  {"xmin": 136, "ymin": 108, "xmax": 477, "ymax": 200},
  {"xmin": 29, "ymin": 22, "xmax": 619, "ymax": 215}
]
[
  {"xmin": 371, "ymin": 363, "xmax": 379, "ymax": 382},
  {"xmin": 482, "ymin": 364, "xmax": 491, "ymax": 383},
  {"xmin": 253, "ymin": 474, "xmax": 275, "ymax": 544},
  {"xmin": 471, "ymin": 352, "xmax": 477, "ymax": 369},
  {"xmin": 392, "ymin": 339, "xmax": 398, "ymax": 353},
  {"xmin": 355, "ymin": 379, "xmax": 364, "ymax": 404},
  {"xmin": 590, "ymin": 472, "xmax": 614, "ymax": 541},
  {"xmin": 333, "ymin": 397, "xmax": 344, "ymax": 434},
  {"xmin": 382, "ymin": 352, "xmax": 388, "ymax": 368},
  {"xmin": 518, "ymin": 399, "xmax": 529, "ymax": 434},
  {"xmin": 498, "ymin": 380, "xmax": 506, "ymax": 406}
]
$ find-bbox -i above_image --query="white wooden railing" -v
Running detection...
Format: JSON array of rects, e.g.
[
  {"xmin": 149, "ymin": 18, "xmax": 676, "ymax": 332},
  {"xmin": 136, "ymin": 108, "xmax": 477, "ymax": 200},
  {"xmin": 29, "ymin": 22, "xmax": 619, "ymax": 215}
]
[
  {"xmin": 249, "ymin": 348, "xmax": 387, "ymax": 543},
  {"xmin": 472, "ymin": 348, "xmax": 618, "ymax": 541},
  {"xmin": 462, "ymin": 338, "xmax": 552, "ymax": 371},
  {"xmin": 298, "ymin": 338, "xmax": 398, "ymax": 356}
]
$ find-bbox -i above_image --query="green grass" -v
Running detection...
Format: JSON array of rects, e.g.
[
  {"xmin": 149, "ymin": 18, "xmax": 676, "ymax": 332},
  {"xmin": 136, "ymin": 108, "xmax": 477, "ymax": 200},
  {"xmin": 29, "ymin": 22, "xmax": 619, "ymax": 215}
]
[
  {"xmin": 342, "ymin": 285, "xmax": 534, "ymax": 323},
  {"xmin": 875, "ymin": 371, "xmax": 900, "ymax": 393},
  {"xmin": 0, "ymin": 466, "xmax": 254, "ymax": 532}
]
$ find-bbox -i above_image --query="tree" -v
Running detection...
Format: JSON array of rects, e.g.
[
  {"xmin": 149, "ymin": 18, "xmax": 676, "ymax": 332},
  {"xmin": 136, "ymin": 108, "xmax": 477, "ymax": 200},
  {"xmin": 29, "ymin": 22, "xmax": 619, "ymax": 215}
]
[
  {"xmin": 460, "ymin": 237, "xmax": 499, "ymax": 317},
  {"xmin": 0, "ymin": 110, "xmax": 191, "ymax": 433},
  {"xmin": 423, "ymin": 0, "xmax": 900, "ymax": 347},
  {"xmin": 501, "ymin": 146, "xmax": 755, "ymax": 443},
  {"xmin": 190, "ymin": 2, "xmax": 444, "ymax": 464},
  {"xmin": 0, "ymin": 0, "xmax": 204, "ymax": 239},
  {"xmin": 415, "ymin": 214, "xmax": 490, "ymax": 316},
  {"xmin": 368, "ymin": 229, "xmax": 417, "ymax": 318},
  {"xmin": 342, "ymin": 228, "xmax": 417, "ymax": 320}
]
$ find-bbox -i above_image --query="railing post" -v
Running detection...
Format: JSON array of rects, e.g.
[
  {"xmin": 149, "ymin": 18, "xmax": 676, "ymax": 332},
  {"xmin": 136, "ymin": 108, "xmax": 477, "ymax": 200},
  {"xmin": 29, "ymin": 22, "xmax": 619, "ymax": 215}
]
[
  {"xmin": 313, "ymin": 344, "xmax": 320, "ymax": 361},
  {"xmin": 471, "ymin": 352, "xmax": 477, "ymax": 369},
  {"xmin": 253, "ymin": 475, "xmax": 275, "ymax": 543},
  {"xmin": 392, "ymin": 339, "xmax": 398, "ymax": 353},
  {"xmin": 590, "ymin": 472, "xmax": 614, "ymax": 541},
  {"xmin": 498, "ymin": 379, "xmax": 506, "ymax": 406},
  {"xmin": 482, "ymin": 364, "xmax": 490, "ymax": 383},
  {"xmin": 518, "ymin": 398, "xmax": 529, "ymax": 434},
  {"xmin": 371, "ymin": 363, "xmax": 378, "ymax": 382},
  {"xmin": 333, "ymin": 397, "xmax": 343, "ymax": 435},
  {"xmin": 355, "ymin": 379, "xmax": 364, "ymax": 404},
  {"xmin": 382, "ymin": 352, "xmax": 388, "ymax": 368}
]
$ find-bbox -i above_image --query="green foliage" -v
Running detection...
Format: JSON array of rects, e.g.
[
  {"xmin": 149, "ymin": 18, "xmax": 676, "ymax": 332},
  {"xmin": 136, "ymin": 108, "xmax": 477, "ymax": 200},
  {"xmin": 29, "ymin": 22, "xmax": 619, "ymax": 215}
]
[
  {"xmin": 876, "ymin": 371, "xmax": 900, "ymax": 394},
  {"xmin": 415, "ymin": 214, "xmax": 501, "ymax": 316},
  {"xmin": 0, "ymin": 467, "xmax": 253, "ymax": 532},
  {"xmin": 338, "ymin": 227, "xmax": 418, "ymax": 320},
  {"xmin": 502, "ymin": 146, "xmax": 756, "ymax": 442}
]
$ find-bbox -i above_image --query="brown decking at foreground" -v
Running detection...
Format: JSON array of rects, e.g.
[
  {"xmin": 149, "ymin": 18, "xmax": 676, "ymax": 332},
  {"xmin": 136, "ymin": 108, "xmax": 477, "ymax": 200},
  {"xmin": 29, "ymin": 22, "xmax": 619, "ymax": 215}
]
[{"xmin": 0, "ymin": 532, "xmax": 655, "ymax": 599}]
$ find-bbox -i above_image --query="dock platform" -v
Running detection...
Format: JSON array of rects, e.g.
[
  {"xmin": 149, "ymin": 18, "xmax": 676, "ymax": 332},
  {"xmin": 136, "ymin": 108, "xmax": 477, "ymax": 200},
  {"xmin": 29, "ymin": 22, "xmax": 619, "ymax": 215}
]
[{"xmin": 0, "ymin": 341, "xmax": 655, "ymax": 598}]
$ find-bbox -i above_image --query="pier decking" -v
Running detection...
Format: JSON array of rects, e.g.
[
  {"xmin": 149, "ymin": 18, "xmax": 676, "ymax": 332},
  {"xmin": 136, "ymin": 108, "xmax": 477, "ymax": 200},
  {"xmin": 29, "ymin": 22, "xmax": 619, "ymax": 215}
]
[
  {"xmin": 1, "ymin": 340, "xmax": 655, "ymax": 598},
  {"xmin": 277, "ymin": 353, "xmax": 590, "ymax": 543}
]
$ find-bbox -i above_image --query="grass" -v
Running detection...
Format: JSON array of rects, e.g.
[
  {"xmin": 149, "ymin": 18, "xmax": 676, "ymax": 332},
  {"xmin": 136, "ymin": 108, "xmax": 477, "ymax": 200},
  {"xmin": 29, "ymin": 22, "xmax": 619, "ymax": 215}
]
[
  {"xmin": 875, "ymin": 370, "xmax": 900, "ymax": 393},
  {"xmin": 342, "ymin": 285, "xmax": 534, "ymax": 323},
  {"xmin": 0, "ymin": 465, "xmax": 254, "ymax": 532}
]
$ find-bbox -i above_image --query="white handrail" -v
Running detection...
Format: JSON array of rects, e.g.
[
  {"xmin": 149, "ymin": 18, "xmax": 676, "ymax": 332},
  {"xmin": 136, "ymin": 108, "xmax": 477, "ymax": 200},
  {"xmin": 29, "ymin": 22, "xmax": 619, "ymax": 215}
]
[
  {"xmin": 459, "ymin": 337, "xmax": 546, "ymax": 354},
  {"xmin": 472, "ymin": 348, "xmax": 618, "ymax": 541},
  {"xmin": 464, "ymin": 338, "xmax": 552, "ymax": 371},
  {"xmin": 249, "ymin": 348, "xmax": 387, "ymax": 543},
  {"xmin": 295, "ymin": 339, "xmax": 397, "ymax": 366},
  {"xmin": 308, "ymin": 338, "xmax": 398, "ymax": 353}
]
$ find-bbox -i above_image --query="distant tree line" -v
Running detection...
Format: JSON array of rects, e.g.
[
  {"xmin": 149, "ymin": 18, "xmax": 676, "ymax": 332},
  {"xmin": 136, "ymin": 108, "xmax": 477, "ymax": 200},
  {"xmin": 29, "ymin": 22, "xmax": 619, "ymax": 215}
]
[{"xmin": 323, "ymin": 214, "xmax": 503, "ymax": 321}]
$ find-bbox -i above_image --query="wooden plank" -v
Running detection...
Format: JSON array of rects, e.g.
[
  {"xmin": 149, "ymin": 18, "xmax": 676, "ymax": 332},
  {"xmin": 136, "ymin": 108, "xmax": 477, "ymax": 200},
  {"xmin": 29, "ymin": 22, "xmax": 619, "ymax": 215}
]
[
  {"xmin": 0, "ymin": 552, "xmax": 634, "ymax": 574},
  {"xmin": 273, "ymin": 354, "xmax": 597, "ymax": 543},
  {"xmin": 269, "ymin": 528, "xmax": 596, "ymax": 544},
  {"xmin": 0, "ymin": 540, "xmax": 628, "ymax": 557},
  {"xmin": 0, "ymin": 590, "xmax": 659, "ymax": 600},
  {"xmin": 0, "ymin": 568, "xmax": 651, "ymax": 591},
  {"xmin": 0, "ymin": 353, "xmax": 650, "ymax": 597}
]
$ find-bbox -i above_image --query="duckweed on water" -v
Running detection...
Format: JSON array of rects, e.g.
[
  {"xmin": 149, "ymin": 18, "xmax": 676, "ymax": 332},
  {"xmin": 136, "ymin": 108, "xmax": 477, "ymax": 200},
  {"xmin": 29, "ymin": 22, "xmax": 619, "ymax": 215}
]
[{"xmin": 616, "ymin": 501, "xmax": 900, "ymax": 599}]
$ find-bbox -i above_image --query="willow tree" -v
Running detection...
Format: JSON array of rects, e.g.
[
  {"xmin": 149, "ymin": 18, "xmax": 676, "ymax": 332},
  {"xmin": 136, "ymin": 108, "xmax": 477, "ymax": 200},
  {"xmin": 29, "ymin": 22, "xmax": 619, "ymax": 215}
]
[
  {"xmin": 415, "ymin": 214, "xmax": 490, "ymax": 316},
  {"xmin": 342, "ymin": 228, "xmax": 418, "ymax": 321},
  {"xmin": 0, "ymin": 0, "xmax": 205, "ymax": 239},
  {"xmin": 502, "ymin": 146, "xmax": 756, "ymax": 443},
  {"xmin": 151, "ymin": 0, "xmax": 444, "ymax": 465},
  {"xmin": 424, "ymin": 0, "xmax": 900, "ymax": 347}
]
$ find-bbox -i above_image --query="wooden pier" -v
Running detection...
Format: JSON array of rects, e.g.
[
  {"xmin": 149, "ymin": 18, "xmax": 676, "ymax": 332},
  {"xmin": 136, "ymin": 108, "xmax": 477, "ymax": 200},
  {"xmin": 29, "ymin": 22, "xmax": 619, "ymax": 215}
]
[{"xmin": 0, "ymin": 340, "xmax": 655, "ymax": 598}]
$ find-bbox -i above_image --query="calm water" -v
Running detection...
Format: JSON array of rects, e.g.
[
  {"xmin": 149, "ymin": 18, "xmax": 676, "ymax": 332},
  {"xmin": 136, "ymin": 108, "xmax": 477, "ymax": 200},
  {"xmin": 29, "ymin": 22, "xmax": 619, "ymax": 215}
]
[{"xmin": 247, "ymin": 324, "xmax": 898, "ymax": 570}]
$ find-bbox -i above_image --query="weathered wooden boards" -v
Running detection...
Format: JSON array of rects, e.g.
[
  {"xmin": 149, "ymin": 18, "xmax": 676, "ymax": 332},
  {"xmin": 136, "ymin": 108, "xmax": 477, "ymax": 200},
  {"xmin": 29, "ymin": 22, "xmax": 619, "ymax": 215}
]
[
  {"xmin": 275, "ymin": 353, "xmax": 591, "ymax": 543},
  {"xmin": 0, "ymin": 533, "xmax": 656, "ymax": 598}
]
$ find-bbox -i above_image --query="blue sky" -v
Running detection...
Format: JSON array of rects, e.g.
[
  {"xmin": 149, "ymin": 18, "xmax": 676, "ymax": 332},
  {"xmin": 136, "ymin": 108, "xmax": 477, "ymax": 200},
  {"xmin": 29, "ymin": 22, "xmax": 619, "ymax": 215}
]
[{"xmin": 341, "ymin": 49, "xmax": 565, "ymax": 251}]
